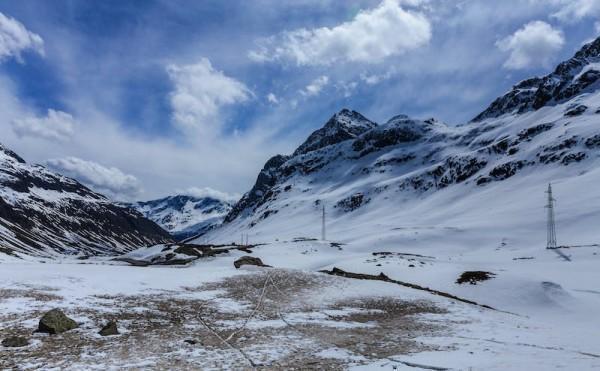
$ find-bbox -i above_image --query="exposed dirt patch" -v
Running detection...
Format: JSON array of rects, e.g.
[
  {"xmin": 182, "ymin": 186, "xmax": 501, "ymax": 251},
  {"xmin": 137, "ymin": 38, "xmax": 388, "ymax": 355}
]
[{"xmin": 0, "ymin": 269, "xmax": 451, "ymax": 369}]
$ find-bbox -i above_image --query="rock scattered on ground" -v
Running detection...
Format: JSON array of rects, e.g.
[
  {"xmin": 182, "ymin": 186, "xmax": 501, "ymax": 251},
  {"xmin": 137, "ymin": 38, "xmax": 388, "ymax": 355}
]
[
  {"xmin": 98, "ymin": 321, "xmax": 119, "ymax": 336},
  {"xmin": 456, "ymin": 271, "xmax": 496, "ymax": 285},
  {"xmin": 37, "ymin": 308, "xmax": 78, "ymax": 334},
  {"xmin": 234, "ymin": 256, "xmax": 270, "ymax": 269},
  {"xmin": 2, "ymin": 336, "xmax": 29, "ymax": 348}
]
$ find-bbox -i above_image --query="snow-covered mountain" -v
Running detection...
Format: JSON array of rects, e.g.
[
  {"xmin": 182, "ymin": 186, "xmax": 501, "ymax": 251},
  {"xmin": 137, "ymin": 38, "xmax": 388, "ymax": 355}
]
[
  {"xmin": 0, "ymin": 144, "xmax": 171, "ymax": 257},
  {"xmin": 201, "ymin": 37, "xmax": 600, "ymax": 247},
  {"xmin": 129, "ymin": 195, "xmax": 233, "ymax": 240}
]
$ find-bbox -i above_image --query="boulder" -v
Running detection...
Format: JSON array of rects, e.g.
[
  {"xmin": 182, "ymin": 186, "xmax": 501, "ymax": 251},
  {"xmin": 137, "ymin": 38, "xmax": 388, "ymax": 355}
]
[
  {"xmin": 37, "ymin": 309, "xmax": 78, "ymax": 334},
  {"xmin": 2, "ymin": 336, "xmax": 29, "ymax": 348},
  {"xmin": 98, "ymin": 321, "xmax": 119, "ymax": 336},
  {"xmin": 234, "ymin": 256, "xmax": 270, "ymax": 269},
  {"xmin": 456, "ymin": 271, "xmax": 496, "ymax": 285}
]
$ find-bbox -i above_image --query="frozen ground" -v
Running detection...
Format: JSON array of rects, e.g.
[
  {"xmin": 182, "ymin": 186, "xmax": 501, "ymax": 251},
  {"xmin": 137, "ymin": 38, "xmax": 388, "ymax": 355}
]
[{"xmin": 1, "ymin": 235, "xmax": 599, "ymax": 370}]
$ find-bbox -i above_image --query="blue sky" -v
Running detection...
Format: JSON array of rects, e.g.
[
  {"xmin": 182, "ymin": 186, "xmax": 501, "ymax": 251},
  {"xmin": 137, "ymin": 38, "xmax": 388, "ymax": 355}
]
[{"xmin": 0, "ymin": 0, "xmax": 598, "ymax": 200}]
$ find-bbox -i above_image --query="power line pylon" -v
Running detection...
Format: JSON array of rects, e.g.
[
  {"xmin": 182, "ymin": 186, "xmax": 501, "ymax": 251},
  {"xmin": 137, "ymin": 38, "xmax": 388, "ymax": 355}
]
[
  {"xmin": 546, "ymin": 183, "xmax": 558, "ymax": 249},
  {"xmin": 321, "ymin": 203, "xmax": 326, "ymax": 241}
]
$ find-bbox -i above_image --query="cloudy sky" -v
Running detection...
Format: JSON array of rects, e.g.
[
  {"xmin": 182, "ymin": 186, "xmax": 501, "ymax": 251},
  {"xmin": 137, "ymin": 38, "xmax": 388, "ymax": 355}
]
[{"xmin": 0, "ymin": 0, "xmax": 598, "ymax": 201}]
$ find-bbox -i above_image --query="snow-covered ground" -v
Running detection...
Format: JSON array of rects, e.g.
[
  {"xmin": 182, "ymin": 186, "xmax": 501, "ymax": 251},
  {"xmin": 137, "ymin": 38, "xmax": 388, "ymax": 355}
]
[{"xmin": 1, "ymin": 232, "xmax": 599, "ymax": 369}]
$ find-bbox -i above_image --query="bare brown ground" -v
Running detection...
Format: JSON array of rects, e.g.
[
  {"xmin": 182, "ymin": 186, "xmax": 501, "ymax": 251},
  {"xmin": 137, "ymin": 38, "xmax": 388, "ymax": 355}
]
[{"xmin": 0, "ymin": 269, "xmax": 450, "ymax": 370}]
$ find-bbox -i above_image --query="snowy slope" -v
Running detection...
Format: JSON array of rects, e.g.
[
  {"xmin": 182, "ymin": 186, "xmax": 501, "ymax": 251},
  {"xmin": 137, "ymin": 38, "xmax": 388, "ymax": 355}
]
[
  {"xmin": 129, "ymin": 195, "xmax": 233, "ymax": 240},
  {"xmin": 200, "ymin": 37, "xmax": 600, "ymax": 249},
  {"xmin": 0, "ymin": 144, "xmax": 171, "ymax": 257}
]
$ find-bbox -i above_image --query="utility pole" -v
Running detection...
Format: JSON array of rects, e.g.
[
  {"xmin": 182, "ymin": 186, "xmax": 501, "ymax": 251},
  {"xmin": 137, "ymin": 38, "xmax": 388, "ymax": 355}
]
[
  {"xmin": 321, "ymin": 203, "xmax": 326, "ymax": 241},
  {"xmin": 546, "ymin": 183, "xmax": 558, "ymax": 249}
]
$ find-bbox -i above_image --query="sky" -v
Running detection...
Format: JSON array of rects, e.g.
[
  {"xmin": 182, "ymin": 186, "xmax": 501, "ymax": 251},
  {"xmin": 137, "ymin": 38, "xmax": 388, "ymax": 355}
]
[{"xmin": 0, "ymin": 0, "xmax": 598, "ymax": 201}]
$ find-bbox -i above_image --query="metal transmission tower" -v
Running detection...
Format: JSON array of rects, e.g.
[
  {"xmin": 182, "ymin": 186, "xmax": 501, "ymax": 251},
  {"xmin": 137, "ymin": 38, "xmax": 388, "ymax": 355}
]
[
  {"xmin": 321, "ymin": 204, "xmax": 326, "ymax": 241},
  {"xmin": 546, "ymin": 183, "xmax": 558, "ymax": 249}
]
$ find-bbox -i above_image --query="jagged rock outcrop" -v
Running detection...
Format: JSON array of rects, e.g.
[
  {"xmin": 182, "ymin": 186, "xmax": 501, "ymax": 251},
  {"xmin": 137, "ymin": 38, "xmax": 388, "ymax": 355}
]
[{"xmin": 225, "ymin": 154, "xmax": 289, "ymax": 223}]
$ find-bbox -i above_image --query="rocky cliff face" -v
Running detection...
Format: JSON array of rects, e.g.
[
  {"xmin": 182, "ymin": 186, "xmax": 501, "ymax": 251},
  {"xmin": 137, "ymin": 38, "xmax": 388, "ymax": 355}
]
[{"xmin": 0, "ymin": 144, "xmax": 171, "ymax": 257}]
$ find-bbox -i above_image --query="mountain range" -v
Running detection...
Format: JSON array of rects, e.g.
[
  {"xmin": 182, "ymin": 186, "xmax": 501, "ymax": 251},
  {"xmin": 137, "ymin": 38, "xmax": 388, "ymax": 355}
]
[
  {"xmin": 128, "ymin": 195, "xmax": 233, "ymax": 241},
  {"xmin": 3, "ymin": 37, "xmax": 600, "ymax": 257},
  {"xmin": 199, "ymin": 36, "xmax": 600, "ymax": 247}
]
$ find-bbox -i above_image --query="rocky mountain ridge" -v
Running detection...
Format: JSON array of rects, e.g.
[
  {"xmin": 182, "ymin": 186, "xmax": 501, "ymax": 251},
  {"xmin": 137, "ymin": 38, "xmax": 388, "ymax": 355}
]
[
  {"xmin": 210, "ymin": 37, "xmax": 600, "ymax": 241},
  {"xmin": 473, "ymin": 37, "xmax": 600, "ymax": 122},
  {"xmin": 0, "ymin": 144, "xmax": 171, "ymax": 257}
]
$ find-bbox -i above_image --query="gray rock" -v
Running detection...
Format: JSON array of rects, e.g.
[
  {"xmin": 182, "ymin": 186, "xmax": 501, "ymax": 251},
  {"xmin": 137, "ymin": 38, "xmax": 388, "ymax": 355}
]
[
  {"xmin": 38, "ymin": 309, "xmax": 78, "ymax": 334},
  {"xmin": 2, "ymin": 336, "xmax": 29, "ymax": 348},
  {"xmin": 234, "ymin": 256, "xmax": 270, "ymax": 269},
  {"xmin": 98, "ymin": 321, "xmax": 119, "ymax": 336}
]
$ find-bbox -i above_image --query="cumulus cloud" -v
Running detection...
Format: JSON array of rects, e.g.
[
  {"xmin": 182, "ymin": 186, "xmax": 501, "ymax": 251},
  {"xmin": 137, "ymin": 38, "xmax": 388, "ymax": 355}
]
[
  {"xmin": 0, "ymin": 12, "xmax": 44, "ymax": 62},
  {"xmin": 167, "ymin": 58, "xmax": 252, "ymax": 132},
  {"xmin": 178, "ymin": 187, "xmax": 241, "ymax": 202},
  {"xmin": 551, "ymin": 0, "xmax": 600, "ymax": 22},
  {"xmin": 301, "ymin": 76, "xmax": 329, "ymax": 97},
  {"xmin": 249, "ymin": 0, "xmax": 431, "ymax": 66},
  {"xmin": 496, "ymin": 21, "xmax": 565, "ymax": 70},
  {"xmin": 12, "ymin": 109, "xmax": 76, "ymax": 142},
  {"xmin": 45, "ymin": 157, "xmax": 142, "ymax": 200}
]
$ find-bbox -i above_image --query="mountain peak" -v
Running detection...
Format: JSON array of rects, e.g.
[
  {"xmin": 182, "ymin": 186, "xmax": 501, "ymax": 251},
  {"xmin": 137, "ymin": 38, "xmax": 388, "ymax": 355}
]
[
  {"xmin": 473, "ymin": 35, "xmax": 600, "ymax": 122},
  {"xmin": 0, "ymin": 143, "xmax": 26, "ymax": 164},
  {"xmin": 294, "ymin": 109, "xmax": 377, "ymax": 155},
  {"xmin": 573, "ymin": 36, "xmax": 600, "ymax": 60}
]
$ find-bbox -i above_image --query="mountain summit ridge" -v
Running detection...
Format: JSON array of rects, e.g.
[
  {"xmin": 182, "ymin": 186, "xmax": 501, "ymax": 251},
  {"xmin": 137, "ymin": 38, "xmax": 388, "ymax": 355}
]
[
  {"xmin": 473, "ymin": 36, "xmax": 600, "ymax": 122},
  {"xmin": 293, "ymin": 109, "xmax": 378, "ymax": 156}
]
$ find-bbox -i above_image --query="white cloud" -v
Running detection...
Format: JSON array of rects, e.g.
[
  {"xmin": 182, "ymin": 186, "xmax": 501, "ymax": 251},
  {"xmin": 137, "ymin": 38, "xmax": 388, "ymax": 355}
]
[
  {"xmin": 12, "ymin": 109, "xmax": 76, "ymax": 142},
  {"xmin": 0, "ymin": 74, "xmax": 295, "ymax": 203},
  {"xmin": 266, "ymin": 93, "xmax": 279, "ymax": 104},
  {"xmin": 336, "ymin": 80, "xmax": 359, "ymax": 98},
  {"xmin": 360, "ymin": 67, "xmax": 397, "ymax": 85},
  {"xmin": 249, "ymin": 0, "xmax": 431, "ymax": 66},
  {"xmin": 551, "ymin": 0, "xmax": 600, "ymax": 22},
  {"xmin": 0, "ymin": 12, "xmax": 44, "ymax": 62},
  {"xmin": 167, "ymin": 58, "xmax": 252, "ymax": 132},
  {"xmin": 301, "ymin": 75, "xmax": 329, "ymax": 96},
  {"xmin": 45, "ymin": 157, "xmax": 142, "ymax": 200},
  {"xmin": 178, "ymin": 187, "xmax": 241, "ymax": 202},
  {"xmin": 496, "ymin": 21, "xmax": 565, "ymax": 70}
]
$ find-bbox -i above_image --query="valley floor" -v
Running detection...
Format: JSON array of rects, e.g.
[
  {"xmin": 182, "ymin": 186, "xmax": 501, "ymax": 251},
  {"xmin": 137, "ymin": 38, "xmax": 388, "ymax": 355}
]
[{"xmin": 1, "ymin": 236, "xmax": 599, "ymax": 370}]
